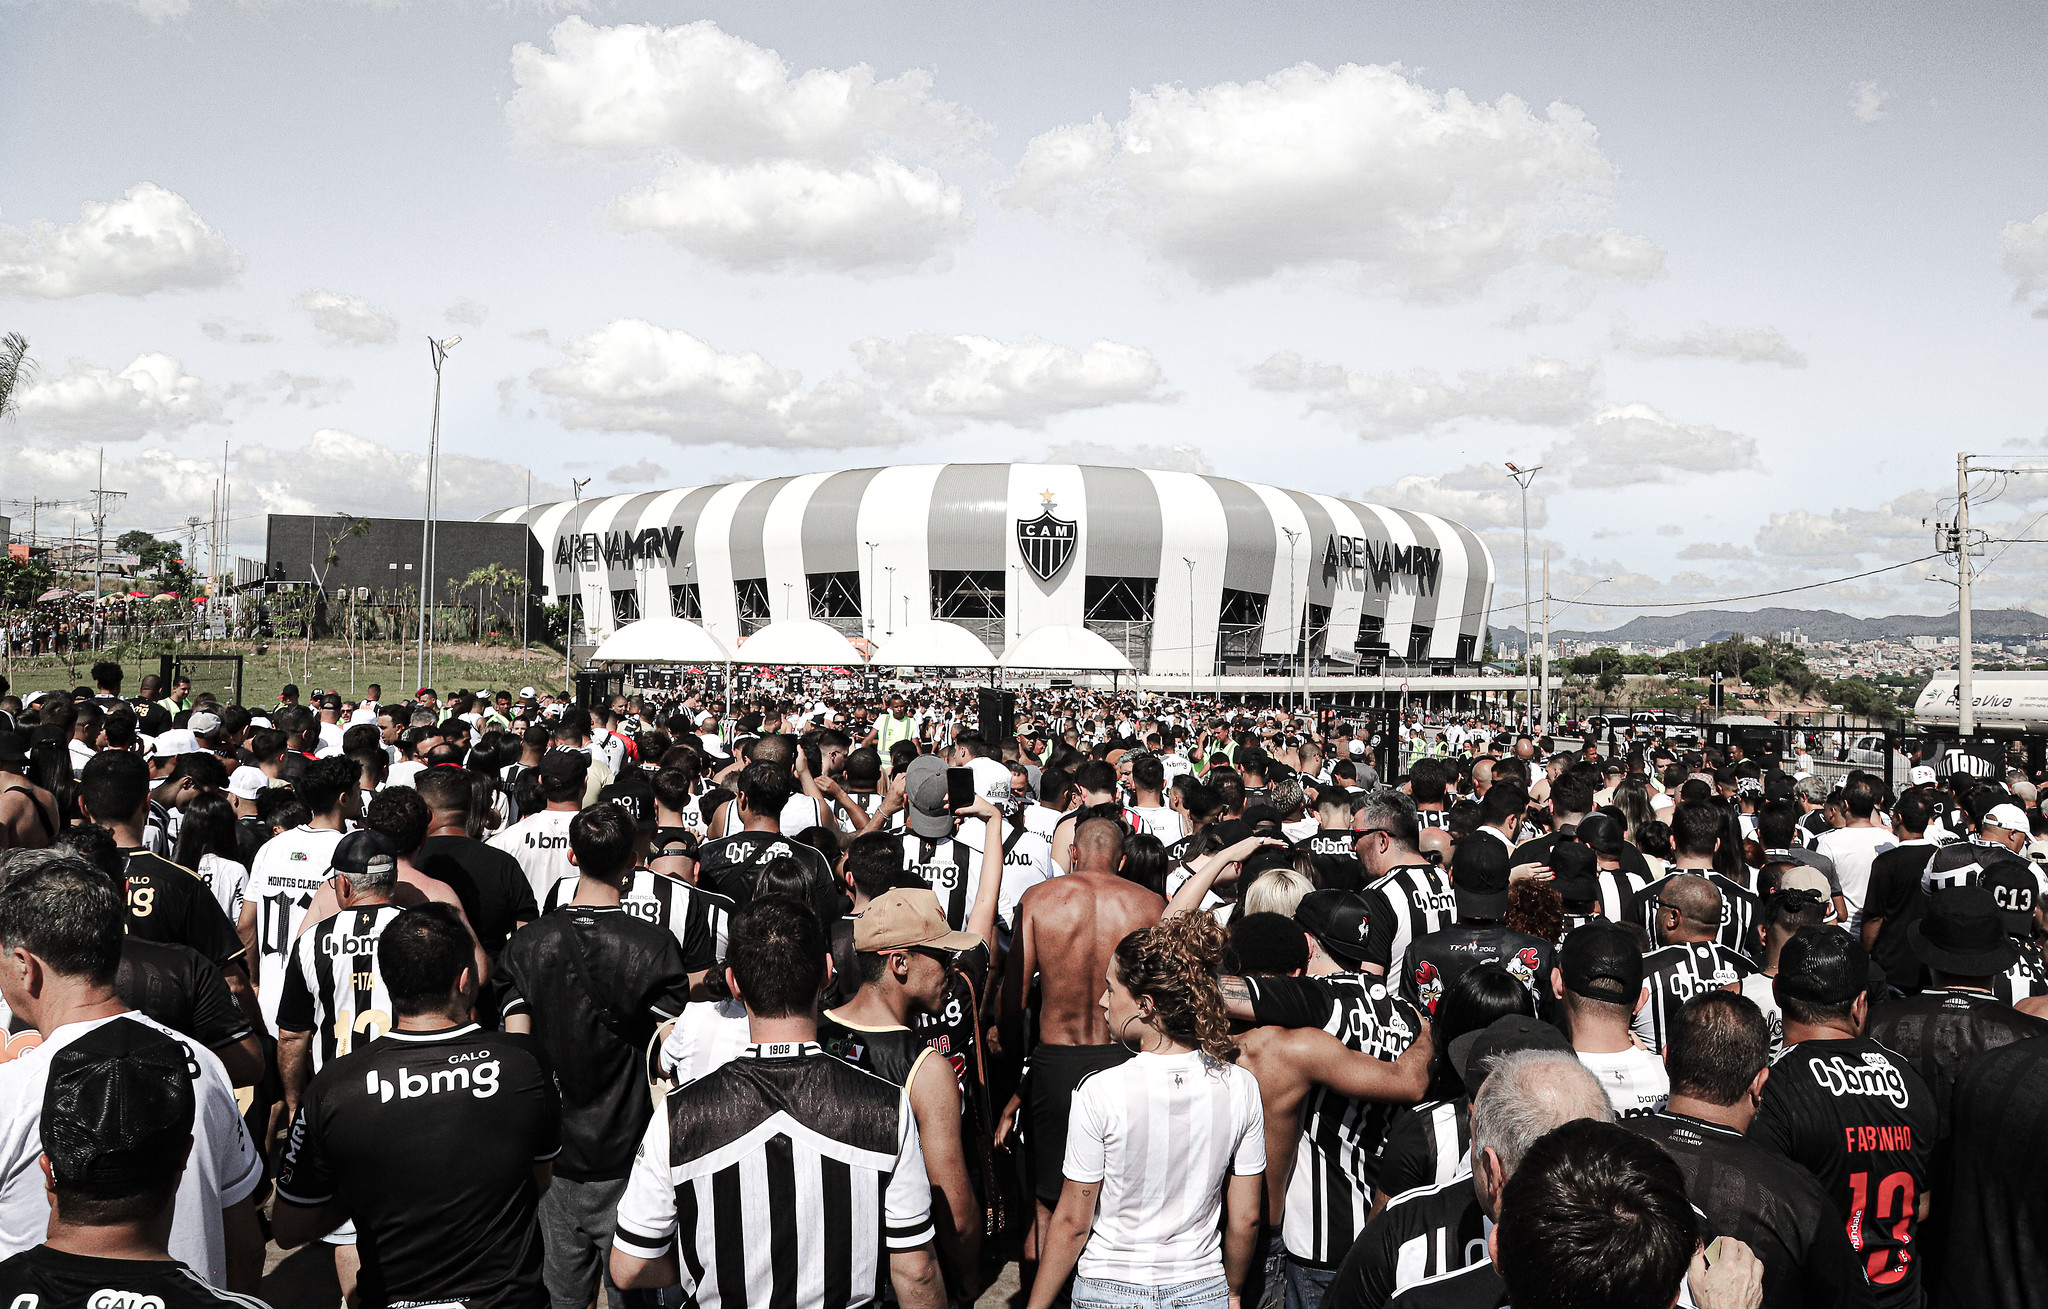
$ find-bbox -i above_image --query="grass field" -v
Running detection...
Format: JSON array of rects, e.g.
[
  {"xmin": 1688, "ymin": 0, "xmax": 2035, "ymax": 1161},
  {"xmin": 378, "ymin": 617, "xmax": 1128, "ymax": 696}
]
[{"xmin": 3, "ymin": 638, "xmax": 576, "ymax": 707}]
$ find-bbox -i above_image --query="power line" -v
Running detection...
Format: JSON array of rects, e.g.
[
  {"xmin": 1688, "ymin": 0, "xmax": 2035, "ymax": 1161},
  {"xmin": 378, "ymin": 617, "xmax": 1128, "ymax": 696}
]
[{"xmin": 1472, "ymin": 553, "xmax": 1944, "ymax": 632}]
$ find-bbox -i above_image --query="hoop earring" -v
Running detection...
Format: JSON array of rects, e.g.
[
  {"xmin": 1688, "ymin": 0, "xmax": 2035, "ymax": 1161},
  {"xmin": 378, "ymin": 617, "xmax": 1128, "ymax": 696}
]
[{"xmin": 1115, "ymin": 1011, "xmax": 1152, "ymax": 1055}]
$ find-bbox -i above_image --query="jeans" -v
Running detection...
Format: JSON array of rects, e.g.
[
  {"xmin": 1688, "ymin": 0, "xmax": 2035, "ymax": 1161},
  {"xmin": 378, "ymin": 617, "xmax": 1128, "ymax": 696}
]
[
  {"xmin": 538, "ymin": 1173, "xmax": 632, "ymax": 1309},
  {"xmin": 1073, "ymin": 1274, "xmax": 1231, "ymax": 1309},
  {"xmin": 1283, "ymin": 1259, "xmax": 1338, "ymax": 1309}
]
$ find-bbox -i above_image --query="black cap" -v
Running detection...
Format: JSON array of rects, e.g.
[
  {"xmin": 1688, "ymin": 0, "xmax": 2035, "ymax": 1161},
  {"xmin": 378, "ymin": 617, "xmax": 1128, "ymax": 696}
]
[
  {"xmin": 1231, "ymin": 912, "xmax": 1310, "ymax": 975},
  {"xmin": 1776, "ymin": 925, "xmax": 1871, "ymax": 1006},
  {"xmin": 1295, "ymin": 890, "xmax": 1374, "ymax": 964},
  {"xmin": 331, "ymin": 830, "xmax": 397, "ymax": 882},
  {"xmin": 1574, "ymin": 812, "xmax": 1626, "ymax": 857},
  {"xmin": 1548, "ymin": 841, "xmax": 1600, "ymax": 904},
  {"xmin": 0, "ymin": 731, "xmax": 26, "ymax": 766},
  {"xmin": 1447, "ymin": 1013, "xmax": 1572, "ymax": 1093},
  {"xmin": 1241, "ymin": 845, "xmax": 1299, "ymax": 881},
  {"xmin": 1909, "ymin": 887, "xmax": 2019, "ymax": 975},
  {"xmin": 601, "ymin": 773, "xmax": 658, "ymax": 831},
  {"xmin": 1977, "ymin": 854, "xmax": 2039, "ymax": 937},
  {"xmin": 539, "ymin": 750, "xmax": 590, "ymax": 785},
  {"xmin": 42, "ymin": 1017, "xmax": 195, "ymax": 1190},
  {"xmin": 1558, "ymin": 921, "xmax": 1642, "ymax": 1003},
  {"xmin": 1450, "ymin": 838, "xmax": 1511, "ymax": 920}
]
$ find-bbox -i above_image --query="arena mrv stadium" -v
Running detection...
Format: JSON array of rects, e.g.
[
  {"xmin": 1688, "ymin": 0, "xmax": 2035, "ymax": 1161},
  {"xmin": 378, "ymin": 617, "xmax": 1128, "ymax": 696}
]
[{"xmin": 484, "ymin": 463, "xmax": 1496, "ymax": 679}]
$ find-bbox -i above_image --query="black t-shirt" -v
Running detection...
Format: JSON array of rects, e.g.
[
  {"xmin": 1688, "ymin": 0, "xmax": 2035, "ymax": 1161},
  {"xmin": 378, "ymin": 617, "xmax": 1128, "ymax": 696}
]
[
  {"xmin": 1388, "ymin": 1262, "xmax": 1506, "ymax": 1309},
  {"xmin": 1374, "ymin": 1099, "xmax": 1470, "ymax": 1202},
  {"xmin": 415, "ymin": 835, "xmax": 541, "ymax": 956},
  {"xmin": 1624, "ymin": 1111, "xmax": 1872, "ymax": 1309},
  {"xmin": 697, "ymin": 830, "xmax": 847, "ymax": 919},
  {"xmin": 116, "ymin": 936, "xmax": 252, "ymax": 1054},
  {"xmin": 233, "ymin": 815, "xmax": 269, "ymax": 870},
  {"xmin": 1935, "ymin": 1034, "xmax": 2048, "ymax": 1309},
  {"xmin": 1751, "ymin": 1037, "xmax": 1936, "ymax": 1309},
  {"xmin": 118, "ymin": 850, "xmax": 245, "ymax": 971},
  {"xmin": 496, "ymin": 906, "xmax": 691, "ymax": 1181},
  {"xmin": 1864, "ymin": 988, "xmax": 2048, "ymax": 1137},
  {"xmin": 1305, "ymin": 828, "xmax": 1366, "ymax": 892},
  {"xmin": 911, "ymin": 942, "xmax": 993, "ymax": 1143},
  {"xmin": 1861, "ymin": 846, "xmax": 1932, "ymax": 992},
  {"xmin": 1399, "ymin": 924, "xmax": 1553, "ymax": 1017},
  {"xmin": 0, "ymin": 1246, "xmax": 262, "ymax": 1309},
  {"xmin": 277, "ymin": 1023, "xmax": 558, "ymax": 1309}
]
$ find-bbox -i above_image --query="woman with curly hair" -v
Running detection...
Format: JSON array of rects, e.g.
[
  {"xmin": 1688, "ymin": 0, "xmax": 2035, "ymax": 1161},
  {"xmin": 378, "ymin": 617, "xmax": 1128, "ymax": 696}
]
[{"xmin": 1026, "ymin": 912, "xmax": 1266, "ymax": 1309}]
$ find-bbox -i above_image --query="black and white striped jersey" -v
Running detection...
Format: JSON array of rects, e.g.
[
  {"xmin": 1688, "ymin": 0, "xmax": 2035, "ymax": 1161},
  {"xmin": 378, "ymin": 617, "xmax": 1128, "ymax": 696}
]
[
  {"xmin": 1323, "ymin": 1176, "xmax": 1487, "ymax": 1309},
  {"xmin": 1372, "ymin": 1100, "xmax": 1472, "ymax": 1202},
  {"xmin": 1360, "ymin": 864, "xmax": 1458, "ymax": 974},
  {"xmin": 273, "ymin": 904, "xmax": 406, "ymax": 1071},
  {"xmin": 1594, "ymin": 868, "xmax": 1649, "ymax": 924},
  {"xmin": 1633, "ymin": 871, "xmax": 1762, "ymax": 968},
  {"xmin": 543, "ymin": 868, "xmax": 732, "ymax": 973},
  {"xmin": 1632, "ymin": 941, "xmax": 1756, "ymax": 1055},
  {"xmin": 613, "ymin": 1042, "xmax": 934, "ymax": 1309}
]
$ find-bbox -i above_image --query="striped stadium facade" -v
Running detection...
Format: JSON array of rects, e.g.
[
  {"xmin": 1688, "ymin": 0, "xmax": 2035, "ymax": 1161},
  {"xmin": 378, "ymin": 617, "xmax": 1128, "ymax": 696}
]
[{"xmin": 481, "ymin": 464, "xmax": 1495, "ymax": 677}]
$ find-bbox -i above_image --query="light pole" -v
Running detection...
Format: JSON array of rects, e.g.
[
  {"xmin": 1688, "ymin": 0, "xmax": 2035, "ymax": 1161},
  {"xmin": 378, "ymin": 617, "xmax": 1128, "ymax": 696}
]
[
  {"xmin": 1281, "ymin": 527, "xmax": 1303, "ymax": 711},
  {"xmin": 883, "ymin": 567, "xmax": 896, "ymax": 635},
  {"xmin": 1505, "ymin": 462, "xmax": 1541, "ymax": 729},
  {"xmin": 864, "ymin": 541, "xmax": 879, "ymax": 641},
  {"xmin": 1182, "ymin": 557, "xmax": 1197, "ymax": 698},
  {"xmin": 1010, "ymin": 565, "xmax": 1023, "ymax": 642},
  {"xmin": 564, "ymin": 476, "xmax": 590, "ymax": 695},
  {"xmin": 413, "ymin": 335, "xmax": 459, "ymax": 692}
]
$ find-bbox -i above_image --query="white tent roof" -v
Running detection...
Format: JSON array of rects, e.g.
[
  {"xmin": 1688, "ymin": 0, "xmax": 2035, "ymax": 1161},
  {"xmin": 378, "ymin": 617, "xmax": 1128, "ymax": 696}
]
[
  {"xmin": 591, "ymin": 616, "xmax": 732, "ymax": 664},
  {"xmin": 735, "ymin": 618, "xmax": 867, "ymax": 668},
  {"xmin": 1000, "ymin": 623, "xmax": 1135, "ymax": 672},
  {"xmin": 870, "ymin": 621, "xmax": 999, "ymax": 668}
]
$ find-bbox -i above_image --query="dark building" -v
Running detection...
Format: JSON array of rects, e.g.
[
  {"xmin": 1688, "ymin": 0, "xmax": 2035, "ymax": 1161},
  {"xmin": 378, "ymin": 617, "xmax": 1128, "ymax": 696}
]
[{"xmin": 264, "ymin": 514, "xmax": 542, "ymax": 601}]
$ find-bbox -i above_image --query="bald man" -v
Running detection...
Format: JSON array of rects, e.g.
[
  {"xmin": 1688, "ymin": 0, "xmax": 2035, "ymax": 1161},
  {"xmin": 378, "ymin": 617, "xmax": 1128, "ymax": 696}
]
[
  {"xmin": 1635, "ymin": 874, "xmax": 1755, "ymax": 1054},
  {"xmin": 1417, "ymin": 827, "xmax": 1454, "ymax": 867}
]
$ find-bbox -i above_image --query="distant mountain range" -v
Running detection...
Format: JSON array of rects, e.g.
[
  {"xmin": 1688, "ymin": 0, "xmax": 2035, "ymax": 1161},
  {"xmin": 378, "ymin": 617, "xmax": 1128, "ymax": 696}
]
[{"xmin": 1488, "ymin": 607, "xmax": 2048, "ymax": 652}]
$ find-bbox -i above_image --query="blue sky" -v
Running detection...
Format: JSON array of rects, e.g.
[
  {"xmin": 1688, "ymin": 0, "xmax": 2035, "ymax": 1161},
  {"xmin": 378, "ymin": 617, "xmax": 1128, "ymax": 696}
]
[{"xmin": 4, "ymin": 0, "xmax": 2046, "ymax": 625}]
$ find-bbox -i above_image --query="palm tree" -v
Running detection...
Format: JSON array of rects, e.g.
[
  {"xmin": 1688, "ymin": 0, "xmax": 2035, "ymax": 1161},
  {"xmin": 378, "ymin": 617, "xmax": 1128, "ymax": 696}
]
[{"xmin": 0, "ymin": 334, "xmax": 33, "ymax": 421}]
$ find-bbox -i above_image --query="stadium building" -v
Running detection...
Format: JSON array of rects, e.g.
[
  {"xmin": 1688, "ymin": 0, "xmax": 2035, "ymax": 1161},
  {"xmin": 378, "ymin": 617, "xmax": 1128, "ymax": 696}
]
[{"xmin": 480, "ymin": 463, "xmax": 1496, "ymax": 679}]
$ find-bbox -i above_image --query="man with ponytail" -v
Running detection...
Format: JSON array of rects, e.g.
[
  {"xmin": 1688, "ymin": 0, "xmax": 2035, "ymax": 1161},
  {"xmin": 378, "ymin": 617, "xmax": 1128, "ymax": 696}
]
[{"xmin": 1026, "ymin": 912, "xmax": 1266, "ymax": 1309}]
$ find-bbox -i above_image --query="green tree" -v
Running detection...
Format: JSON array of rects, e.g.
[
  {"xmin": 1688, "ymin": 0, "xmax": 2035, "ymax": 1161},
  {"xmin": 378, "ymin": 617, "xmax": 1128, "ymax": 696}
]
[
  {"xmin": 0, "ymin": 553, "xmax": 54, "ymax": 607},
  {"xmin": 0, "ymin": 333, "xmax": 31, "ymax": 421}
]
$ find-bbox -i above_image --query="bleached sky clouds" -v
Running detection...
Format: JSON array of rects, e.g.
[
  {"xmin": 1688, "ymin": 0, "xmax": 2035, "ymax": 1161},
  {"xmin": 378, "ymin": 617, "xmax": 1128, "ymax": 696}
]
[{"xmin": 3, "ymin": 1, "xmax": 2046, "ymax": 623}]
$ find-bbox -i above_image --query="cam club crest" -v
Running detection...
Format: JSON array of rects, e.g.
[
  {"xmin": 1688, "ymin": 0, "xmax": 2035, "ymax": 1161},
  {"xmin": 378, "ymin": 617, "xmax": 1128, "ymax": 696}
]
[{"xmin": 1017, "ymin": 490, "xmax": 1077, "ymax": 582}]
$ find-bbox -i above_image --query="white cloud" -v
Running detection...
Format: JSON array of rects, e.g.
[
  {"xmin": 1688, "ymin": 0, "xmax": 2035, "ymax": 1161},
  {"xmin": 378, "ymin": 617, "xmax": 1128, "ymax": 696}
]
[
  {"xmin": 2002, "ymin": 212, "xmax": 2048, "ymax": 317},
  {"xmin": 0, "ymin": 183, "xmax": 244, "ymax": 299},
  {"xmin": 295, "ymin": 289, "xmax": 399, "ymax": 345},
  {"xmin": 1849, "ymin": 80, "xmax": 1891, "ymax": 125},
  {"xmin": 1611, "ymin": 317, "xmax": 1808, "ymax": 367},
  {"xmin": 265, "ymin": 372, "xmax": 353, "ymax": 407},
  {"xmin": 96, "ymin": 0, "xmax": 193, "ymax": 19},
  {"xmin": 1364, "ymin": 462, "xmax": 1546, "ymax": 530},
  {"xmin": 608, "ymin": 458, "xmax": 669, "ymax": 484},
  {"xmin": 1676, "ymin": 542, "xmax": 1756, "ymax": 561},
  {"xmin": 507, "ymin": 18, "xmax": 979, "ymax": 274},
  {"xmin": 1754, "ymin": 491, "xmax": 1939, "ymax": 560},
  {"xmin": 529, "ymin": 318, "xmax": 904, "ymax": 449},
  {"xmin": 14, "ymin": 353, "xmax": 223, "ymax": 443},
  {"xmin": 1552, "ymin": 402, "xmax": 1758, "ymax": 487},
  {"xmin": 199, "ymin": 317, "xmax": 274, "ymax": 344},
  {"xmin": 445, "ymin": 298, "xmax": 488, "ymax": 327},
  {"xmin": 853, "ymin": 333, "xmax": 1171, "ymax": 430},
  {"xmin": 1037, "ymin": 442, "xmax": 1211, "ymax": 474},
  {"xmin": 997, "ymin": 61, "xmax": 1660, "ymax": 299},
  {"xmin": 1250, "ymin": 352, "xmax": 1597, "ymax": 436}
]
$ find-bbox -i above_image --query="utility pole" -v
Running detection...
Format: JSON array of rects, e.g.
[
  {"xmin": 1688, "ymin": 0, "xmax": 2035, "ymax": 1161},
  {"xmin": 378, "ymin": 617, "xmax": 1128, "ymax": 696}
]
[
  {"xmin": 414, "ymin": 335, "xmax": 460, "ymax": 694},
  {"xmin": 1539, "ymin": 549, "xmax": 1552, "ymax": 732},
  {"xmin": 1183, "ymin": 557, "xmax": 1198, "ymax": 696},
  {"xmin": 1281, "ymin": 526, "xmax": 1302, "ymax": 711},
  {"xmin": 1955, "ymin": 452, "xmax": 1975, "ymax": 737},
  {"xmin": 1505, "ymin": 463, "xmax": 1541, "ymax": 728},
  {"xmin": 88, "ymin": 449, "xmax": 127, "ymax": 617}
]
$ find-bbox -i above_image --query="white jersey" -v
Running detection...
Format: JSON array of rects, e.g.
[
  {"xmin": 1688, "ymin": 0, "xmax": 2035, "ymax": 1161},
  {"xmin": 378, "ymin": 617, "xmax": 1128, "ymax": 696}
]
[
  {"xmin": 1814, "ymin": 826, "xmax": 1898, "ymax": 929},
  {"xmin": 488, "ymin": 809, "xmax": 578, "ymax": 905},
  {"xmin": 955, "ymin": 818, "xmax": 1053, "ymax": 933},
  {"xmin": 711, "ymin": 791, "xmax": 825, "ymax": 839},
  {"xmin": 1576, "ymin": 1046, "xmax": 1670, "ymax": 1119},
  {"xmin": 1739, "ymin": 971, "xmax": 1784, "ymax": 1060},
  {"xmin": 196, "ymin": 852, "xmax": 249, "ymax": 922},
  {"xmin": 246, "ymin": 825, "xmax": 346, "ymax": 1035},
  {"xmin": 1129, "ymin": 804, "xmax": 1187, "ymax": 843},
  {"xmin": 659, "ymin": 996, "xmax": 751, "ymax": 1086}
]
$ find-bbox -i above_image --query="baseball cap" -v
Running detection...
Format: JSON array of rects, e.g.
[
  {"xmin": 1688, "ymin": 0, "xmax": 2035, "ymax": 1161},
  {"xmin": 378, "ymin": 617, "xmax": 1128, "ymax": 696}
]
[
  {"xmin": 1558, "ymin": 921, "xmax": 1643, "ymax": 1003},
  {"xmin": 519, "ymin": 686, "xmax": 537, "ymax": 700},
  {"xmin": 41, "ymin": 1018, "xmax": 195, "ymax": 1192},
  {"xmin": 1449, "ymin": 837, "xmax": 1511, "ymax": 920},
  {"xmin": 227, "ymin": 766, "xmax": 269, "ymax": 801},
  {"xmin": 148, "ymin": 729, "xmax": 200, "ymax": 759},
  {"xmin": 1978, "ymin": 854, "xmax": 2040, "ymax": 937},
  {"xmin": 1776, "ymin": 866, "xmax": 1834, "ymax": 904},
  {"xmin": 1909, "ymin": 765, "xmax": 1938, "ymax": 787},
  {"xmin": 1574, "ymin": 812, "xmax": 1626, "ymax": 857},
  {"xmin": 1348, "ymin": 740, "xmax": 1366, "ymax": 756},
  {"xmin": 1547, "ymin": 841, "xmax": 1600, "ymax": 904},
  {"xmin": 1447, "ymin": 1014, "xmax": 1572, "ymax": 1093},
  {"xmin": 1908, "ymin": 887, "xmax": 2018, "ymax": 976},
  {"xmin": 601, "ymin": 774, "xmax": 658, "ymax": 831},
  {"xmin": 1983, "ymin": 803, "xmax": 2031, "ymax": 834},
  {"xmin": 186, "ymin": 710, "xmax": 222, "ymax": 737},
  {"xmin": 903, "ymin": 755, "xmax": 954, "ymax": 840},
  {"xmin": 332, "ymin": 830, "xmax": 398, "ymax": 882},
  {"xmin": 1776, "ymin": 926, "xmax": 1870, "ymax": 1006},
  {"xmin": 1294, "ymin": 890, "xmax": 1374, "ymax": 964},
  {"xmin": 539, "ymin": 750, "xmax": 590, "ymax": 786},
  {"xmin": 1231, "ymin": 912, "xmax": 1311, "ymax": 975},
  {"xmin": 0, "ymin": 732, "xmax": 26, "ymax": 766},
  {"xmin": 853, "ymin": 888, "xmax": 982, "ymax": 954}
]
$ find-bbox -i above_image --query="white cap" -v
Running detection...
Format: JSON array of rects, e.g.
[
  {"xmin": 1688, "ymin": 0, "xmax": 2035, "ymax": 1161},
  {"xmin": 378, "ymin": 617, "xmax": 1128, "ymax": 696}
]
[
  {"xmin": 248, "ymin": 716, "xmax": 271, "ymax": 729},
  {"xmin": 1348, "ymin": 740, "xmax": 1366, "ymax": 756},
  {"xmin": 520, "ymin": 686, "xmax": 536, "ymax": 699},
  {"xmin": 1984, "ymin": 803, "xmax": 2031, "ymax": 833},
  {"xmin": 1649, "ymin": 792, "xmax": 1677, "ymax": 813},
  {"xmin": 186, "ymin": 710, "xmax": 221, "ymax": 737},
  {"xmin": 1909, "ymin": 765, "xmax": 1937, "ymax": 787},
  {"xmin": 150, "ymin": 729, "xmax": 201, "ymax": 759},
  {"xmin": 228, "ymin": 766, "xmax": 269, "ymax": 801}
]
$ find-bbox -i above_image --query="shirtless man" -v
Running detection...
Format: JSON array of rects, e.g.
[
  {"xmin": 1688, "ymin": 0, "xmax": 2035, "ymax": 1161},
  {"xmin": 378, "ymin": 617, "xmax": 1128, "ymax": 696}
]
[
  {"xmin": 996, "ymin": 816, "xmax": 1165, "ymax": 1267},
  {"xmin": 0, "ymin": 732, "xmax": 57, "ymax": 849}
]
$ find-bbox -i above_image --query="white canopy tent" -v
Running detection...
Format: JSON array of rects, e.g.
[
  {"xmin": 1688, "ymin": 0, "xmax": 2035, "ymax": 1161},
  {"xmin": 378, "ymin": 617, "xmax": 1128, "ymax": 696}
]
[
  {"xmin": 735, "ymin": 618, "xmax": 867, "ymax": 668},
  {"xmin": 999, "ymin": 624, "xmax": 1135, "ymax": 672},
  {"xmin": 590, "ymin": 616, "xmax": 733, "ymax": 664},
  {"xmin": 870, "ymin": 621, "xmax": 999, "ymax": 669}
]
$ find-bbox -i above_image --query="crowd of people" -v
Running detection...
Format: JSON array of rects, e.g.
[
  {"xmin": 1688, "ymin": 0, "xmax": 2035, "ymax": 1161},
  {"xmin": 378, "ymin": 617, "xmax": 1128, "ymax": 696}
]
[{"xmin": 0, "ymin": 657, "xmax": 2039, "ymax": 1309}]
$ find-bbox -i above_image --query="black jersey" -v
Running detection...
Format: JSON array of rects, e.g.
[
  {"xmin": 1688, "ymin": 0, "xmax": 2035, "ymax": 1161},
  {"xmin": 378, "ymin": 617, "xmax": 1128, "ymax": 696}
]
[
  {"xmin": 1306, "ymin": 829, "xmax": 1367, "ymax": 892},
  {"xmin": 416, "ymin": 834, "xmax": 541, "ymax": 956},
  {"xmin": 1322, "ymin": 1176, "xmax": 1485, "ymax": 1309},
  {"xmin": 1861, "ymin": 845, "xmax": 1932, "ymax": 992},
  {"xmin": 278, "ymin": 1023, "xmax": 559, "ymax": 1309},
  {"xmin": 497, "ymin": 906, "xmax": 692, "ymax": 1181},
  {"xmin": 1247, "ymin": 973, "xmax": 1424, "ymax": 1266},
  {"xmin": 0, "ymin": 1247, "xmax": 270, "ymax": 1309},
  {"xmin": 115, "ymin": 936, "xmax": 253, "ymax": 1055},
  {"xmin": 910, "ymin": 943, "xmax": 993, "ymax": 1124},
  {"xmin": 1935, "ymin": 1034, "xmax": 2048, "ymax": 1309},
  {"xmin": 817, "ymin": 1013, "xmax": 937, "ymax": 1090},
  {"xmin": 1864, "ymin": 988, "xmax": 2048, "ymax": 1137},
  {"xmin": 1634, "ymin": 870, "xmax": 1761, "ymax": 967},
  {"xmin": 118, "ymin": 849, "xmax": 246, "ymax": 971},
  {"xmin": 1373, "ymin": 1099, "xmax": 1470, "ymax": 1201},
  {"xmin": 1751, "ymin": 1037, "xmax": 1936, "ymax": 1309},
  {"xmin": 1399, "ymin": 925, "xmax": 1552, "ymax": 1017},
  {"xmin": 542, "ymin": 867, "xmax": 732, "ymax": 973},
  {"xmin": 697, "ymin": 830, "xmax": 845, "ymax": 918},
  {"xmin": 1625, "ymin": 1111, "xmax": 1874, "ymax": 1309},
  {"xmin": 1991, "ymin": 937, "xmax": 2048, "ymax": 1006},
  {"xmin": 1360, "ymin": 864, "xmax": 1458, "ymax": 975},
  {"xmin": 1633, "ymin": 941, "xmax": 1756, "ymax": 1055},
  {"xmin": 1387, "ymin": 1261, "xmax": 1505, "ymax": 1309}
]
